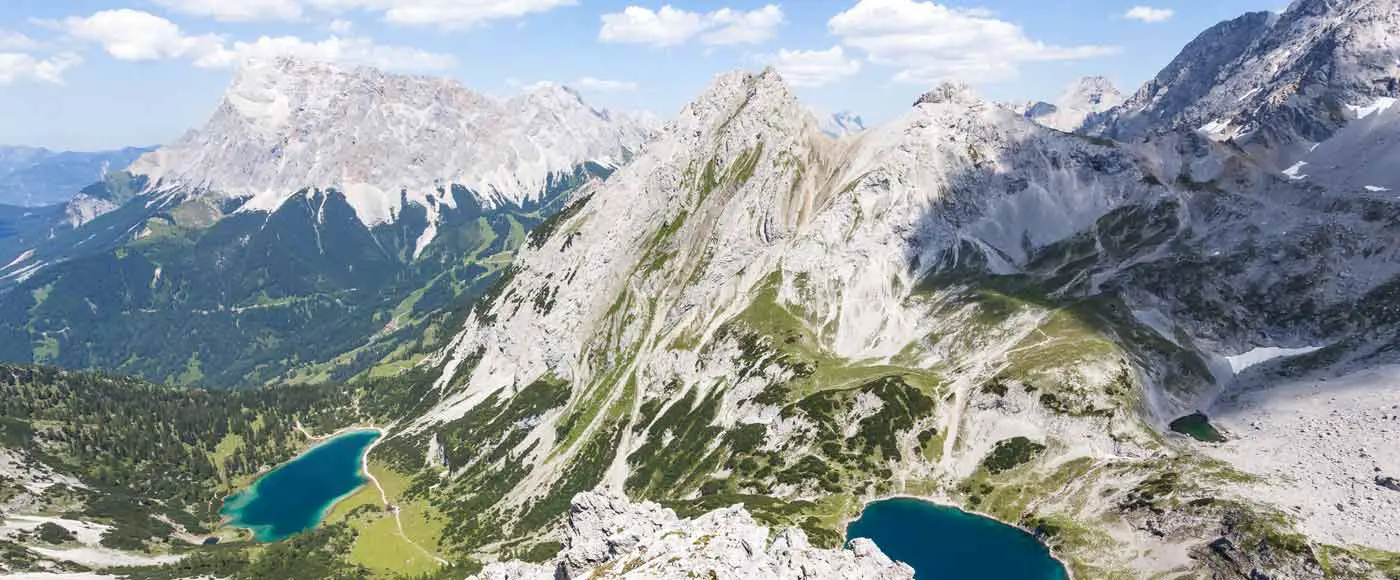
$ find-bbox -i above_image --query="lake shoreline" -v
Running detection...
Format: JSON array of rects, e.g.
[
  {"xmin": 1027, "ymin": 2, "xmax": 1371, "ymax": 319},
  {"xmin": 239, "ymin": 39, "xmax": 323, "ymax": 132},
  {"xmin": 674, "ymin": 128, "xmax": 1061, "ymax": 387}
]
[
  {"xmin": 219, "ymin": 427, "xmax": 386, "ymax": 542},
  {"xmin": 842, "ymin": 492, "xmax": 1077, "ymax": 580}
]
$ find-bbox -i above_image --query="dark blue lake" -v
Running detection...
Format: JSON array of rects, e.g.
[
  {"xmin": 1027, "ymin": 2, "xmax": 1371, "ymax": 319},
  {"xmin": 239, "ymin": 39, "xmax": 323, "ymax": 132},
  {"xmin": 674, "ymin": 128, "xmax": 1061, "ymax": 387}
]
[
  {"xmin": 220, "ymin": 429, "xmax": 380, "ymax": 542},
  {"xmin": 847, "ymin": 498, "xmax": 1069, "ymax": 580}
]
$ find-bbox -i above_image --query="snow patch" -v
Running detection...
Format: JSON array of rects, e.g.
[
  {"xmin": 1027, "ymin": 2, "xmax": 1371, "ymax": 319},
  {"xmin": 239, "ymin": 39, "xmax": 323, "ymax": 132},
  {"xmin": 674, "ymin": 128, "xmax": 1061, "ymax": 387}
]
[
  {"xmin": 1198, "ymin": 119, "xmax": 1231, "ymax": 135},
  {"xmin": 1364, "ymin": 185, "xmax": 1391, "ymax": 192},
  {"xmin": 1224, "ymin": 346, "xmax": 1324, "ymax": 374},
  {"xmin": 1346, "ymin": 97, "xmax": 1397, "ymax": 120},
  {"xmin": 1282, "ymin": 161, "xmax": 1309, "ymax": 180},
  {"xmin": 27, "ymin": 546, "xmax": 185, "ymax": 568},
  {"xmin": 0, "ymin": 515, "xmax": 111, "ymax": 546},
  {"xmin": 2, "ymin": 248, "xmax": 34, "ymax": 271}
]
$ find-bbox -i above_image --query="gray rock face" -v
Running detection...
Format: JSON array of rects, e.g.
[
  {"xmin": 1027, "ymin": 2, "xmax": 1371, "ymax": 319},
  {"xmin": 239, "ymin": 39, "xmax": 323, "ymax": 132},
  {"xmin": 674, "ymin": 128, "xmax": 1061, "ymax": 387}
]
[
  {"xmin": 469, "ymin": 492, "xmax": 914, "ymax": 580},
  {"xmin": 1091, "ymin": 0, "xmax": 1400, "ymax": 166},
  {"xmin": 1086, "ymin": 11, "xmax": 1277, "ymax": 140},
  {"xmin": 130, "ymin": 56, "xmax": 657, "ymax": 227}
]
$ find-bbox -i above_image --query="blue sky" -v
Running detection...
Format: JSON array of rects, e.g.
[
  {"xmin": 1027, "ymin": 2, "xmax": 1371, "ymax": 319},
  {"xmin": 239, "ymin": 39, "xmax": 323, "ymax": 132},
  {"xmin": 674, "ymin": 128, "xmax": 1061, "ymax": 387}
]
[{"xmin": 0, "ymin": 0, "xmax": 1285, "ymax": 150}]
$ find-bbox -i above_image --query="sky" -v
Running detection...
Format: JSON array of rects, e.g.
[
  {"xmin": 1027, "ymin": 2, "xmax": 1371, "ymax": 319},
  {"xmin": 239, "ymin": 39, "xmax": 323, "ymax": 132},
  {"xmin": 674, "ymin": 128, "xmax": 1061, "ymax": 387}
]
[{"xmin": 0, "ymin": 0, "xmax": 1287, "ymax": 151}]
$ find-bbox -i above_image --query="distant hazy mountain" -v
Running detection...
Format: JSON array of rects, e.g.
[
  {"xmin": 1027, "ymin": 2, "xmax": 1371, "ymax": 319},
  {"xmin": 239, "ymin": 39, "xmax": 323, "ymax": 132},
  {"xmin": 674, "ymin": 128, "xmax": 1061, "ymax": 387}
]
[
  {"xmin": 815, "ymin": 109, "xmax": 867, "ymax": 137},
  {"xmin": 1018, "ymin": 76, "xmax": 1124, "ymax": 132},
  {"xmin": 0, "ymin": 145, "xmax": 153, "ymax": 206}
]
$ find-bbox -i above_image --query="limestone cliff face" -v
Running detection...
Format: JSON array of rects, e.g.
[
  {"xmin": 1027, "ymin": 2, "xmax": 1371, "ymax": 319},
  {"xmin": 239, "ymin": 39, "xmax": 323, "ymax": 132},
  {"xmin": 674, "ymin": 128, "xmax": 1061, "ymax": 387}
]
[{"xmin": 128, "ymin": 57, "xmax": 656, "ymax": 229}]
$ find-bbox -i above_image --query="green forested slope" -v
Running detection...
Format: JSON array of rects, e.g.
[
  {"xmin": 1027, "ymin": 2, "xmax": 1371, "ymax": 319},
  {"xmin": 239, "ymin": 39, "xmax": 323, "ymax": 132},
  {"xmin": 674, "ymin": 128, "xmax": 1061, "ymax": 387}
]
[{"xmin": 0, "ymin": 165, "xmax": 609, "ymax": 388}]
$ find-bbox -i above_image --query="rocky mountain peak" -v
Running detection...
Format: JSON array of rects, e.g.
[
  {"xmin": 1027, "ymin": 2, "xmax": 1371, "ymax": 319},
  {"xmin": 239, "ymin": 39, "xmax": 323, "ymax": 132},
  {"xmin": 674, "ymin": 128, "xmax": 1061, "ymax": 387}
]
[
  {"xmin": 1063, "ymin": 75, "xmax": 1122, "ymax": 107},
  {"xmin": 1091, "ymin": 0, "xmax": 1399, "ymax": 165},
  {"xmin": 1021, "ymin": 76, "xmax": 1125, "ymax": 132},
  {"xmin": 914, "ymin": 82, "xmax": 983, "ymax": 108},
  {"xmin": 127, "ymin": 58, "xmax": 655, "ymax": 232}
]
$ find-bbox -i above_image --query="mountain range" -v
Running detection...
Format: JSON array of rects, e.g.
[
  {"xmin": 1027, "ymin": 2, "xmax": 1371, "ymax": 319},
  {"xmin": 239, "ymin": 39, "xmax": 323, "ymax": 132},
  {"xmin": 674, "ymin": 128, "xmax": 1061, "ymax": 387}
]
[
  {"xmin": 0, "ymin": 57, "xmax": 654, "ymax": 387},
  {"xmin": 0, "ymin": 146, "xmax": 152, "ymax": 207},
  {"xmin": 2, "ymin": 1, "xmax": 1400, "ymax": 579}
]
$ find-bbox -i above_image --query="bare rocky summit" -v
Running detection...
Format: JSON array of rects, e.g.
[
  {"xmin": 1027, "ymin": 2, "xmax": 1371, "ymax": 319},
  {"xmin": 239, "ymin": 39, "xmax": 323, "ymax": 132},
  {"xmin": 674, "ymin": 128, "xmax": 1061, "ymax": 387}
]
[{"xmin": 127, "ymin": 57, "xmax": 656, "ymax": 229}]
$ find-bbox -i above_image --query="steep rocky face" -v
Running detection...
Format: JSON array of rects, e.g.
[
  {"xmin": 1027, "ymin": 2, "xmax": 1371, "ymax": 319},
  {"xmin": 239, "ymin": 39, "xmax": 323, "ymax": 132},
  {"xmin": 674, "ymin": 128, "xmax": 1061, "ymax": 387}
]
[
  {"xmin": 1091, "ymin": 0, "xmax": 1400, "ymax": 167},
  {"xmin": 368, "ymin": 44, "xmax": 1400, "ymax": 578},
  {"xmin": 1086, "ymin": 11, "xmax": 1277, "ymax": 139},
  {"xmin": 1022, "ymin": 76, "xmax": 1124, "ymax": 133},
  {"xmin": 469, "ymin": 492, "xmax": 913, "ymax": 580},
  {"xmin": 130, "ymin": 57, "xmax": 656, "ymax": 230},
  {"xmin": 360, "ymin": 68, "xmax": 1366, "ymax": 578}
]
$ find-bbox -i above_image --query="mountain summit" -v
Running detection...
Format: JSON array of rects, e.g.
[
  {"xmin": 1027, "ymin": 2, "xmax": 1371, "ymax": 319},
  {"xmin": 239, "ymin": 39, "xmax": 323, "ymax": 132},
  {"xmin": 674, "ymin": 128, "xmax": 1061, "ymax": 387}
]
[
  {"xmin": 130, "ymin": 57, "xmax": 656, "ymax": 228},
  {"xmin": 1020, "ymin": 75, "xmax": 1124, "ymax": 132}
]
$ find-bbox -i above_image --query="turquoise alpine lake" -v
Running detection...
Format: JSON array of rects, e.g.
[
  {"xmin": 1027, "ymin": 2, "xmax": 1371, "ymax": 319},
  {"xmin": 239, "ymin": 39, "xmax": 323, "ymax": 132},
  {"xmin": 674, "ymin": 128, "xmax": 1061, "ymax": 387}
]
[
  {"xmin": 847, "ymin": 497, "xmax": 1069, "ymax": 580},
  {"xmin": 220, "ymin": 429, "xmax": 381, "ymax": 542}
]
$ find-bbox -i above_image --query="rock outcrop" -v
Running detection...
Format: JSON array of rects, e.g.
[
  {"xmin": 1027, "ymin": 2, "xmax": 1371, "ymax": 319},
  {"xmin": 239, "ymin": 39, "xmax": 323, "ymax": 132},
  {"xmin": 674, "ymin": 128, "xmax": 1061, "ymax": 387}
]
[{"xmin": 469, "ymin": 492, "xmax": 914, "ymax": 580}]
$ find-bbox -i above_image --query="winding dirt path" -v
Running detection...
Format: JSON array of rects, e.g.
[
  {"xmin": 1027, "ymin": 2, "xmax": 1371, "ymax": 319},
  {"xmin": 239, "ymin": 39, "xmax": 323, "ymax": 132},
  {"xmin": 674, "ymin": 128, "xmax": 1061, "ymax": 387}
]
[
  {"xmin": 359, "ymin": 435, "xmax": 449, "ymax": 567},
  {"xmin": 296, "ymin": 421, "xmax": 449, "ymax": 567}
]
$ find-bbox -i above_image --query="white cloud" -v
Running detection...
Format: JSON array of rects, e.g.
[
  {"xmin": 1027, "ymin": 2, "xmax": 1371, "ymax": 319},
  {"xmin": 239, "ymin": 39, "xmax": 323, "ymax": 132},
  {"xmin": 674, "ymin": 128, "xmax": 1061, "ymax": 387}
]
[
  {"xmin": 572, "ymin": 76, "xmax": 640, "ymax": 91},
  {"xmin": 767, "ymin": 46, "xmax": 861, "ymax": 87},
  {"xmin": 599, "ymin": 6, "xmax": 707, "ymax": 47},
  {"xmin": 702, "ymin": 5, "xmax": 784, "ymax": 45},
  {"xmin": 328, "ymin": 19, "xmax": 355, "ymax": 34},
  {"xmin": 64, "ymin": 9, "xmax": 227, "ymax": 63},
  {"xmin": 600, "ymin": 4, "xmax": 783, "ymax": 48},
  {"xmin": 216, "ymin": 35, "xmax": 455, "ymax": 71},
  {"xmin": 307, "ymin": 0, "xmax": 577, "ymax": 28},
  {"xmin": 829, "ymin": 0, "xmax": 1118, "ymax": 84},
  {"xmin": 63, "ymin": 9, "xmax": 453, "ymax": 72},
  {"xmin": 1123, "ymin": 6, "xmax": 1174, "ymax": 23},
  {"xmin": 152, "ymin": 0, "xmax": 304, "ymax": 22},
  {"xmin": 0, "ymin": 52, "xmax": 81, "ymax": 85},
  {"xmin": 0, "ymin": 31, "xmax": 39, "ymax": 51},
  {"xmin": 149, "ymin": 0, "xmax": 574, "ymax": 28}
]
